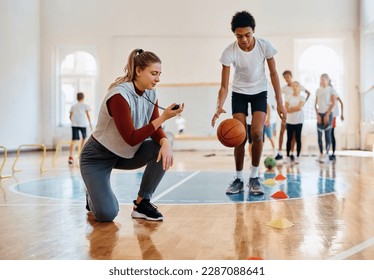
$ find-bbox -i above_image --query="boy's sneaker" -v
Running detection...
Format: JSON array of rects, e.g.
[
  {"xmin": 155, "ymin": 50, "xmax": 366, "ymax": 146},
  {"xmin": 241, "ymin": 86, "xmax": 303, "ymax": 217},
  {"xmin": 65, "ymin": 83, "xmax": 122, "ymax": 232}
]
[
  {"xmin": 295, "ymin": 156, "xmax": 300, "ymax": 164},
  {"xmin": 275, "ymin": 153, "xmax": 283, "ymax": 160},
  {"xmin": 131, "ymin": 199, "xmax": 163, "ymax": 221},
  {"xmin": 68, "ymin": 156, "xmax": 74, "ymax": 164},
  {"xmin": 248, "ymin": 177, "xmax": 264, "ymax": 195},
  {"xmin": 290, "ymin": 154, "xmax": 295, "ymax": 162},
  {"xmin": 226, "ymin": 178, "xmax": 244, "ymax": 194}
]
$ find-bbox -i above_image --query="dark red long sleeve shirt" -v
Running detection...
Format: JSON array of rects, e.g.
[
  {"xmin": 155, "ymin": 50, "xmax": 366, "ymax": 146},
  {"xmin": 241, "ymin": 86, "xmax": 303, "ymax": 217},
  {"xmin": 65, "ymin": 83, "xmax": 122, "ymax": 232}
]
[{"xmin": 107, "ymin": 93, "xmax": 166, "ymax": 147}]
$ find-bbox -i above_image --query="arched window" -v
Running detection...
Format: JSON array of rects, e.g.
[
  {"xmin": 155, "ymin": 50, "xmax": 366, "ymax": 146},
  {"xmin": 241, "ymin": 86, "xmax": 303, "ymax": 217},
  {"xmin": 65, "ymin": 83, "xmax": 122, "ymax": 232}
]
[
  {"xmin": 298, "ymin": 45, "xmax": 343, "ymax": 122},
  {"xmin": 58, "ymin": 51, "xmax": 97, "ymax": 126}
]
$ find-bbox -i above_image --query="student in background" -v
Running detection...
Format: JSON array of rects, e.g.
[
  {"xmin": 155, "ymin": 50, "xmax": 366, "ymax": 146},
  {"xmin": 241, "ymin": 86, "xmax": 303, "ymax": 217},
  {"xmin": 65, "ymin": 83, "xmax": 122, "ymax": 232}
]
[
  {"xmin": 315, "ymin": 73, "xmax": 336, "ymax": 163},
  {"xmin": 275, "ymin": 70, "xmax": 310, "ymax": 161},
  {"xmin": 284, "ymin": 81, "xmax": 305, "ymax": 164},
  {"xmin": 69, "ymin": 92, "xmax": 92, "ymax": 165},
  {"xmin": 264, "ymin": 103, "xmax": 276, "ymax": 155},
  {"xmin": 175, "ymin": 114, "xmax": 186, "ymax": 135}
]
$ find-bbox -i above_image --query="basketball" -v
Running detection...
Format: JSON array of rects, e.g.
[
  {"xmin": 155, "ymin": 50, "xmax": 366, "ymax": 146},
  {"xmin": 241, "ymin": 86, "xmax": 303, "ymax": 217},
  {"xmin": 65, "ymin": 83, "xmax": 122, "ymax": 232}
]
[
  {"xmin": 216, "ymin": 118, "xmax": 246, "ymax": 147},
  {"xmin": 264, "ymin": 156, "xmax": 276, "ymax": 169}
]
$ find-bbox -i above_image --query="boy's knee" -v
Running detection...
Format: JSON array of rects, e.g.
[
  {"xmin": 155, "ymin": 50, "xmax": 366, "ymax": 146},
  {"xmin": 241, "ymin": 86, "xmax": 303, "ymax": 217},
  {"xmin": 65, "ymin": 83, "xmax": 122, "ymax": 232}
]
[{"xmin": 252, "ymin": 131, "xmax": 263, "ymax": 143}]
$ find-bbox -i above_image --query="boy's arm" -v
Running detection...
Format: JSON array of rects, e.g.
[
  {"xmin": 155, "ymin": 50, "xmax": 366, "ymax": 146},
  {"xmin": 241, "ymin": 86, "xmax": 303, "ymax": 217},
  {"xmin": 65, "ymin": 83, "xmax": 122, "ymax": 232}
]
[
  {"xmin": 266, "ymin": 57, "xmax": 286, "ymax": 123},
  {"xmin": 297, "ymin": 101, "xmax": 305, "ymax": 111},
  {"xmin": 285, "ymin": 102, "xmax": 302, "ymax": 113},
  {"xmin": 338, "ymin": 97, "xmax": 344, "ymax": 121},
  {"xmin": 285, "ymin": 102, "xmax": 291, "ymax": 113},
  {"xmin": 86, "ymin": 111, "xmax": 93, "ymax": 130},
  {"xmin": 69, "ymin": 112, "xmax": 73, "ymax": 121},
  {"xmin": 211, "ymin": 65, "xmax": 230, "ymax": 127},
  {"xmin": 304, "ymin": 89, "xmax": 311, "ymax": 102}
]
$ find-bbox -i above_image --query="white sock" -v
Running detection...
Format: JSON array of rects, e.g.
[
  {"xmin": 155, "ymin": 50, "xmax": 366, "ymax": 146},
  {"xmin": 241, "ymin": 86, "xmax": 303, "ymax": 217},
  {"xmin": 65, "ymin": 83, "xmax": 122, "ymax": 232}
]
[
  {"xmin": 236, "ymin": 170, "xmax": 243, "ymax": 180},
  {"xmin": 278, "ymin": 150, "xmax": 282, "ymax": 155},
  {"xmin": 250, "ymin": 165, "xmax": 259, "ymax": 178}
]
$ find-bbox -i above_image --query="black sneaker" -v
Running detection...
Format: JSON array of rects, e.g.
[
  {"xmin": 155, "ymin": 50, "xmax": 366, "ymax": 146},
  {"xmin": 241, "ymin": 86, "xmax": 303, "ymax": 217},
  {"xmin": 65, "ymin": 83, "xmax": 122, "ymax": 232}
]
[
  {"xmin": 248, "ymin": 177, "xmax": 264, "ymax": 195},
  {"xmin": 131, "ymin": 199, "xmax": 163, "ymax": 221},
  {"xmin": 290, "ymin": 154, "xmax": 295, "ymax": 162},
  {"xmin": 275, "ymin": 153, "xmax": 283, "ymax": 160},
  {"xmin": 226, "ymin": 178, "xmax": 244, "ymax": 194}
]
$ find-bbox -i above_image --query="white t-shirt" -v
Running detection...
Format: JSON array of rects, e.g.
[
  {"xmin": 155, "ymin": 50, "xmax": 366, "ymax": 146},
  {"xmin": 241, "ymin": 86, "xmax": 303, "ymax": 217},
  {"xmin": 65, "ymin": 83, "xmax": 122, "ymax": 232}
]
[
  {"xmin": 219, "ymin": 37, "xmax": 277, "ymax": 95},
  {"xmin": 269, "ymin": 104, "xmax": 277, "ymax": 125},
  {"xmin": 316, "ymin": 86, "xmax": 337, "ymax": 114},
  {"xmin": 70, "ymin": 102, "xmax": 90, "ymax": 127},
  {"xmin": 285, "ymin": 94, "xmax": 305, "ymax": 124}
]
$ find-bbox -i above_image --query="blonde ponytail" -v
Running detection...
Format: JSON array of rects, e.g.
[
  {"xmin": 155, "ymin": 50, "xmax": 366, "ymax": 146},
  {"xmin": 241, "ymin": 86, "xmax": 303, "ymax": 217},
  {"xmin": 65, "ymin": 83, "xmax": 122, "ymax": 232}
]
[{"xmin": 109, "ymin": 49, "xmax": 161, "ymax": 89}]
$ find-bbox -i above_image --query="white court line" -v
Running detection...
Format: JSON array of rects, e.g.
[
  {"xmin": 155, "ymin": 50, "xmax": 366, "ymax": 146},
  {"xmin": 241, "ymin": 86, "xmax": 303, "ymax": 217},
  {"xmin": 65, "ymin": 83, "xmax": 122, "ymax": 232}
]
[
  {"xmin": 327, "ymin": 236, "xmax": 374, "ymax": 260},
  {"xmin": 152, "ymin": 171, "xmax": 200, "ymax": 203}
]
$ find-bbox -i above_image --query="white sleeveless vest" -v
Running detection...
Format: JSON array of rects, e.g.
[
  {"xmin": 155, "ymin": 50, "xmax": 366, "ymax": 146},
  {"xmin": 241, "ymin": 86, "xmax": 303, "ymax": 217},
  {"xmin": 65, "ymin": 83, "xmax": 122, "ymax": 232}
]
[{"xmin": 93, "ymin": 82, "xmax": 157, "ymax": 158}]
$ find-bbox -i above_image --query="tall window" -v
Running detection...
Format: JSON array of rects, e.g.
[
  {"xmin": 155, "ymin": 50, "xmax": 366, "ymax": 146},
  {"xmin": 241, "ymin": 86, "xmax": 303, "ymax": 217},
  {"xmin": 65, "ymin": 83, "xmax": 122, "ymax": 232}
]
[
  {"xmin": 298, "ymin": 45, "xmax": 343, "ymax": 122},
  {"xmin": 58, "ymin": 51, "xmax": 97, "ymax": 126}
]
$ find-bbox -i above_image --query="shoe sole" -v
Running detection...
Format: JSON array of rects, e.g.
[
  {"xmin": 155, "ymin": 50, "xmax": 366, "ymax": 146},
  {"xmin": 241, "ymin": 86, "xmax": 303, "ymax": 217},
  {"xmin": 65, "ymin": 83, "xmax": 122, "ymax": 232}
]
[
  {"xmin": 131, "ymin": 211, "xmax": 163, "ymax": 221},
  {"xmin": 249, "ymin": 190, "xmax": 264, "ymax": 195},
  {"xmin": 225, "ymin": 188, "xmax": 244, "ymax": 194},
  {"xmin": 248, "ymin": 184, "xmax": 264, "ymax": 195}
]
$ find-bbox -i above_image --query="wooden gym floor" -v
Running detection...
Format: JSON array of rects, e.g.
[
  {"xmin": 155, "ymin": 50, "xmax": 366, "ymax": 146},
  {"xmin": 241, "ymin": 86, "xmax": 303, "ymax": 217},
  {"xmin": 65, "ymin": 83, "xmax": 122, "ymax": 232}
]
[{"xmin": 0, "ymin": 148, "xmax": 374, "ymax": 260}]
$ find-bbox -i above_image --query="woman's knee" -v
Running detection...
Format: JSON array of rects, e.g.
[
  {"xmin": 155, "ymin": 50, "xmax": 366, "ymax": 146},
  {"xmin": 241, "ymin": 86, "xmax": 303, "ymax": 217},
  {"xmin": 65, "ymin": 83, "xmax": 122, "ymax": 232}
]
[{"xmin": 93, "ymin": 206, "xmax": 119, "ymax": 222}]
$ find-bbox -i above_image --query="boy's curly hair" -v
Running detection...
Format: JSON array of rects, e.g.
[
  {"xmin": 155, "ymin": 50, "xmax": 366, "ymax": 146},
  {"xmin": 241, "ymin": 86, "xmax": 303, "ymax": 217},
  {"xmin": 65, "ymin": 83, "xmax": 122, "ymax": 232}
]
[{"xmin": 231, "ymin": 11, "xmax": 256, "ymax": 32}]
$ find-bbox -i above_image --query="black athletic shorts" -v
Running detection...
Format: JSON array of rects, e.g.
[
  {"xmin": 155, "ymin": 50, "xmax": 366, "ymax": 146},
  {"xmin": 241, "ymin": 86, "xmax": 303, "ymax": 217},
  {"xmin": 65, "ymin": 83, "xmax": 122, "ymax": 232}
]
[
  {"xmin": 72, "ymin": 127, "xmax": 87, "ymax": 140},
  {"xmin": 231, "ymin": 91, "xmax": 267, "ymax": 116}
]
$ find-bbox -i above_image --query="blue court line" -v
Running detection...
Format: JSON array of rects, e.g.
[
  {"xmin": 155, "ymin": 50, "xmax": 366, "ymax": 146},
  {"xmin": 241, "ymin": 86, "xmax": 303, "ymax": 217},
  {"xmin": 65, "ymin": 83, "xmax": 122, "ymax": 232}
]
[
  {"xmin": 327, "ymin": 236, "xmax": 374, "ymax": 260},
  {"xmin": 152, "ymin": 171, "xmax": 200, "ymax": 202}
]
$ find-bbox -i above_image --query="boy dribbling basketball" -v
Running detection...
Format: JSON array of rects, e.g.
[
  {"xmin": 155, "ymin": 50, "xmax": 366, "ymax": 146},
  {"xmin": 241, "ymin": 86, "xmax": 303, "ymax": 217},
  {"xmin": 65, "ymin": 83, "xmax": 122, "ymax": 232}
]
[{"xmin": 211, "ymin": 11, "xmax": 286, "ymax": 196}]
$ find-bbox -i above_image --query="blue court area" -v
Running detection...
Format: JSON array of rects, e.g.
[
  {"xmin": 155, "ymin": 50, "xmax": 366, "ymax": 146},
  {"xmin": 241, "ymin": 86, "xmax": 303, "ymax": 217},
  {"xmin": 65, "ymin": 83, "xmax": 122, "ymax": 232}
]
[{"xmin": 10, "ymin": 170, "xmax": 349, "ymax": 204}]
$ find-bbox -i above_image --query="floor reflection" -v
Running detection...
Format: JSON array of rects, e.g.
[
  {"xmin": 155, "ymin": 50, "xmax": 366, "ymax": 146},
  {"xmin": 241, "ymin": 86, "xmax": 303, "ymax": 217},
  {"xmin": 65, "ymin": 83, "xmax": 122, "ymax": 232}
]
[
  {"xmin": 86, "ymin": 212, "xmax": 120, "ymax": 260},
  {"xmin": 132, "ymin": 219, "xmax": 163, "ymax": 260}
]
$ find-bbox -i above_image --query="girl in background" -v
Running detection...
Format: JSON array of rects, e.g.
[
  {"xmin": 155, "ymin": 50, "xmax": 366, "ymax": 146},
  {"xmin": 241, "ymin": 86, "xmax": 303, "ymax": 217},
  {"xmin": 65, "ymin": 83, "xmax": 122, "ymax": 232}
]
[
  {"xmin": 284, "ymin": 81, "xmax": 305, "ymax": 164},
  {"xmin": 315, "ymin": 73, "xmax": 336, "ymax": 163}
]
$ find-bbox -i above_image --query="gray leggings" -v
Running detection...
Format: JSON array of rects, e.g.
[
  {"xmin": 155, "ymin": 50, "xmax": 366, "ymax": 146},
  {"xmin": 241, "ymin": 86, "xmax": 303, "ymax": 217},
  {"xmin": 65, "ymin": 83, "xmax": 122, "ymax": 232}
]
[
  {"xmin": 80, "ymin": 136, "xmax": 165, "ymax": 222},
  {"xmin": 317, "ymin": 113, "xmax": 333, "ymax": 154}
]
